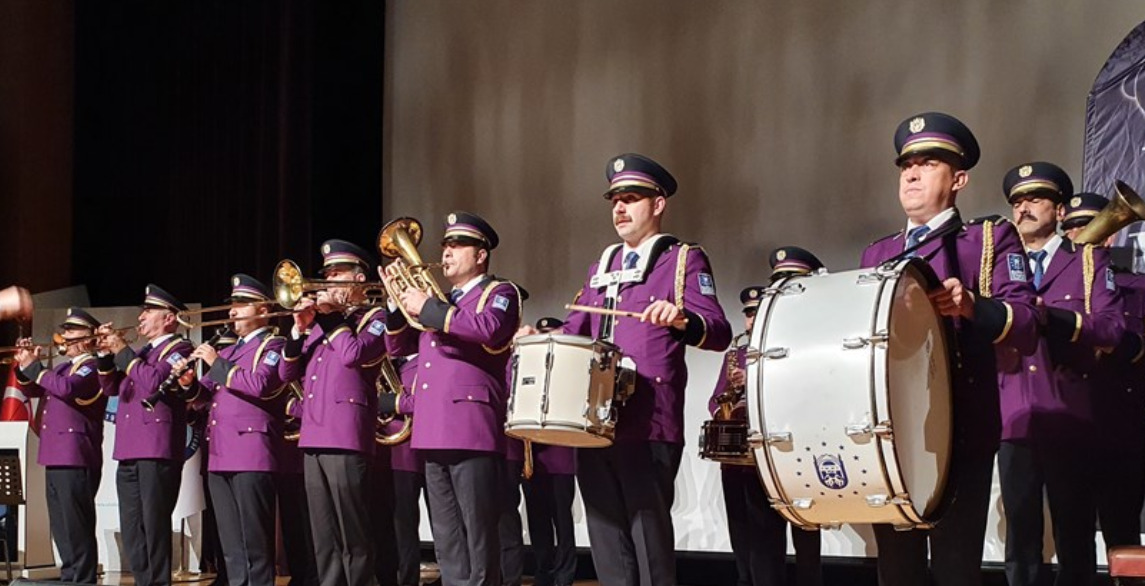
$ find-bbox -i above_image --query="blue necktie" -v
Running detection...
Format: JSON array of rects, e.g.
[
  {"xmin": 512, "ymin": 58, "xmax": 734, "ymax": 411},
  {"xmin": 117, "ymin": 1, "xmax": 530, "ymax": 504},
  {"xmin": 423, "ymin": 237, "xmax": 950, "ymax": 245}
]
[
  {"xmin": 449, "ymin": 289, "xmax": 464, "ymax": 304},
  {"xmin": 623, "ymin": 251, "xmax": 639, "ymax": 270},
  {"xmin": 904, "ymin": 225, "xmax": 931, "ymax": 258},
  {"xmin": 232, "ymin": 338, "xmax": 246, "ymax": 352},
  {"xmin": 1029, "ymin": 250, "xmax": 1048, "ymax": 289}
]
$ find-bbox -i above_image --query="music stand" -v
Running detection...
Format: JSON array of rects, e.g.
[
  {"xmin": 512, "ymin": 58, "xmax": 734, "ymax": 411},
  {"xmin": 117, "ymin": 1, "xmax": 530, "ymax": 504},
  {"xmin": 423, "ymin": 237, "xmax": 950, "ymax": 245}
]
[{"xmin": 0, "ymin": 453, "xmax": 25, "ymax": 582}]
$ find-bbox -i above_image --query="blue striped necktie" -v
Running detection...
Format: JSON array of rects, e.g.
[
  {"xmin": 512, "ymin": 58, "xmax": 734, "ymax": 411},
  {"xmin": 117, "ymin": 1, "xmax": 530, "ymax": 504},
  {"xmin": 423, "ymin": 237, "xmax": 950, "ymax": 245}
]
[{"xmin": 1029, "ymin": 250, "xmax": 1048, "ymax": 288}]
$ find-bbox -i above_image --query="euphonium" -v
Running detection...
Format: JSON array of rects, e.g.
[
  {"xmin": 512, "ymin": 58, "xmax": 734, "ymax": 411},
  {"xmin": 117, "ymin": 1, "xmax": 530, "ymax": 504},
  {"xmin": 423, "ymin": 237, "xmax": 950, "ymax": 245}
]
[
  {"xmin": 375, "ymin": 355, "xmax": 412, "ymax": 445},
  {"xmin": 377, "ymin": 217, "xmax": 447, "ymax": 331},
  {"xmin": 1072, "ymin": 180, "xmax": 1145, "ymax": 245}
]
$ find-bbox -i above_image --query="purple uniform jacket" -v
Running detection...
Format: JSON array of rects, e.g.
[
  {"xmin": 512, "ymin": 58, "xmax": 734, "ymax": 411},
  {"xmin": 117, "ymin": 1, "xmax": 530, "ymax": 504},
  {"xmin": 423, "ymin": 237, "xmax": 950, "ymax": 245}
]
[
  {"xmin": 861, "ymin": 214, "xmax": 1039, "ymax": 452},
  {"xmin": 385, "ymin": 277, "xmax": 522, "ymax": 454},
  {"xmin": 531, "ymin": 444, "xmax": 576, "ymax": 476},
  {"xmin": 18, "ymin": 354, "xmax": 106, "ymax": 468},
  {"xmin": 196, "ymin": 331, "xmax": 286, "ymax": 473},
  {"xmin": 997, "ymin": 241, "xmax": 1124, "ymax": 446},
  {"xmin": 98, "ymin": 336, "xmax": 195, "ymax": 461},
  {"xmin": 280, "ymin": 307, "xmax": 387, "ymax": 455},
  {"xmin": 563, "ymin": 239, "xmax": 732, "ymax": 444},
  {"xmin": 387, "ymin": 356, "xmax": 424, "ymax": 473},
  {"xmin": 1093, "ymin": 271, "xmax": 1145, "ymax": 451}
]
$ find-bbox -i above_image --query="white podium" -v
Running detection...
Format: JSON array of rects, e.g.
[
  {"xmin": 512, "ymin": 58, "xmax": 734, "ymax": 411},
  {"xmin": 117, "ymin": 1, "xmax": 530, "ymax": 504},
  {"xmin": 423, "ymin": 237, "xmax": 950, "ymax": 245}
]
[{"xmin": 0, "ymin": 420, "xmax": 59, "ymax": 579}]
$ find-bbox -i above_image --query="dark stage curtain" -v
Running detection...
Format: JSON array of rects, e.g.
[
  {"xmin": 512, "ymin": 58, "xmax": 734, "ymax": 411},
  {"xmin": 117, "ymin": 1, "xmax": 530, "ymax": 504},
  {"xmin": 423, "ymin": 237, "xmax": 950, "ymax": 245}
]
[{"xmin": 73, "ymin": 1, "xmax": 383, "ymax": 308}]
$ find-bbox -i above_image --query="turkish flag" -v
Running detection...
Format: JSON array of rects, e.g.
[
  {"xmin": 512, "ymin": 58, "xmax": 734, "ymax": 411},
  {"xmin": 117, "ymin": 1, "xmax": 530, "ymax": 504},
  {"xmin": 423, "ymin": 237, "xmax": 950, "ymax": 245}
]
[{"xmin": 1, "ymin": 366, "xmax": 30, "ymax": 422}]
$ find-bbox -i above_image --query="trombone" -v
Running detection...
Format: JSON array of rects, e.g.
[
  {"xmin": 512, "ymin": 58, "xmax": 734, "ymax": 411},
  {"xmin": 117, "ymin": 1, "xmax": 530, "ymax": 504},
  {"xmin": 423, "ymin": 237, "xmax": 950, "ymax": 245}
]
[
  {"xmin": 175, "ymin": 301, "xmax": 299, "ymax": 329},
  {"xmin": 272, "ymin": 259, "xmax": 387, "ymax": 310}
]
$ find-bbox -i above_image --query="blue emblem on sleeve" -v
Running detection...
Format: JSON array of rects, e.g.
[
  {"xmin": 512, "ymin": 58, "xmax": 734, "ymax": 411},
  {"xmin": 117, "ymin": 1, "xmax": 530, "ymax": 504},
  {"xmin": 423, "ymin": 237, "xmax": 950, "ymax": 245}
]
[
  {"xmin": 814, "ymin": 454, "xmax": 849, "ymax": 489},
  {"xmin": 76, "ymin": 365, "xmax": 93, "ymax": 377},
  {"xmin": 492, "ymin": 294, "xmax": 510, "ymax": 311},
  {"xmin": 166, "ymin": 352, "xmax": 184, "ymax": 366},
  {"xmin": 698, "ymin": 273, "xmax": 716, "ymax": 296},
  {"xmin": 1007, "ymin": 253, "xmax": 1027, "ymax": 282},
  {"xmin": 1107, "ymin": 267, "xmax": 1117, "ymax": 291},
  {"xmin": 368, "ymin": 320, "xmax": 385, "ymax": 336},
  {"xmin": 262, "ymin": 351, "xmax": 281, "ymax": 367}
]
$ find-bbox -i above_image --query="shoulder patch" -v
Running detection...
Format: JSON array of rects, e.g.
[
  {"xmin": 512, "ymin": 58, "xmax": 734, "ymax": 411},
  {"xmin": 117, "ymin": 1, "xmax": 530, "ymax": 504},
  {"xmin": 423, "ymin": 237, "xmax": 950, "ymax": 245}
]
[
  {"xmin": 165, "ymin": 352, "xmax": 185, "ymax": 366},
  {"xmin": 76, "ymin": 365, "xmax": 93, "ymax": 378},
  {"xmin": 1108, "ymin": 267, "xmax": 1117, "ymax": 291},
  {"xmin": 263, "ymin": 350, "xmax": 282, "ymax": 366},
  {"xmin": 492, "ymin": 294, "xmax": 510, "ymax": 311},
  {"xmin": 698, "ymin": 273, "xmax": 716, "ymax": 296},
  {"xmin": 367, "ymin": 320, "xmax": 385, "ymax": 336},
  {"xmin": 1007, "ymin": 253, "xmax": 1027, "ymax": 282}
]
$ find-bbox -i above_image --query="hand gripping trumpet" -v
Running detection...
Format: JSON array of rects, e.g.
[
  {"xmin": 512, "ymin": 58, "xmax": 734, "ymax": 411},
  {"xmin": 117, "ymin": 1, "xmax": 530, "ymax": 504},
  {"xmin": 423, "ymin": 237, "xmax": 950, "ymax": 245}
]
[{"xmin": 377, "ymin": 217, "xmax": 447, "ymax": 331}]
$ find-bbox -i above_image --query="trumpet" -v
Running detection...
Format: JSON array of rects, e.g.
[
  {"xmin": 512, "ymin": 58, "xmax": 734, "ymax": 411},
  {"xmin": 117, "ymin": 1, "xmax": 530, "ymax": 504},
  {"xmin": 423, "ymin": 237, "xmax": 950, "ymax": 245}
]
[
  {"xmin": 65, "ymin": 326, "xmax": 139, "ymax": 347},
  {"xmin": 272, "ymin": 259, "xmax": 387, "ymax": 310},
  {"xmin": 377, "ymin": 217, "xmax": 447, "ymax": 331}
]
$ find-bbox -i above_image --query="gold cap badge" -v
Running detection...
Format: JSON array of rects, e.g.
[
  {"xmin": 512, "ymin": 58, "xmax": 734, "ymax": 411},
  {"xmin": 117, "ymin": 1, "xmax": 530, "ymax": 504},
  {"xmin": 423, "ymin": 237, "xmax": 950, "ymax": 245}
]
[
  {"xmin": 776, "ymin": 250, "xmax": 787, "ymax": 261},
  {"xmin": 1018, "ymin": 165, "xmax": 1032, "ymax": 178},
  {"xmin": 321, "ymin": 244, "xmax": 331, "ymax": 254},
  {"xmin": 909, "ymin": 117, "xmax": 925, "ymax": 133},
  {"xmin": 447, "ymin": 213, "xmax": 457, "ymax": 224},
  {"xmin": 749, "ymin": 289, "xmax": 759, "ymax": 299},
  {"xmin": 1070, "ymin": 196, "xmax": 1082, "ymax": 208},
  {"xmin": 232, "ymin": 276, "xmax": 241, "ymax": 286},
  {"xmin": 613, "ymin": 158, "xmax": 625, "ymax": 173}
]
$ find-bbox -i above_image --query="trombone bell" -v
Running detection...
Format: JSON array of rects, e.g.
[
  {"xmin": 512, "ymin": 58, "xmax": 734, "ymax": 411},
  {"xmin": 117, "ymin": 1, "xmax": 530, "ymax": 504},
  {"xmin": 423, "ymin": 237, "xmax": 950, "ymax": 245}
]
[{"xmin": 1073, "ymin": 181, "xmax": 1145, "ymax": 245}]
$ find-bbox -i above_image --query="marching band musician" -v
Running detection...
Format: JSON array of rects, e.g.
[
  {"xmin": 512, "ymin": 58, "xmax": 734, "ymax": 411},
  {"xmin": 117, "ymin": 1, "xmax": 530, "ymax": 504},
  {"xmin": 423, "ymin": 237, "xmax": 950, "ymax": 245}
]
[
  {"xmin": 1000, "ymin": 164, "xmax": 1124, "ymax": 586},
  {"xmin": 175, "ymin": 274, "xmax": 286, "ymax": 586},
  {"xmin": 12, "ymin": 308, "xmax": 106, "ymax": 583},
  {"xmin": 385, "ymin": 353, "xmax": 428, "ymax": 586},
  {"xmin": 521, "ymin": 317, "xmax": 578, "ymax": 586},
  {"xmin": 711, "ymin": 249, "xmax": 822, "ymax": 586},
  {"xmin": 1060, "ymin": 192, "xmax": 1145, "ymax": 552},
  {"xmin": 96, "ymin": 285, "xmax": 196, "ymax": 586},
  {"xmin": 860, "ymin": 114, "xmax": 1039, "ymax": 586},
  {"xmin": 278, "ymin": 394, "xmax": 319, "ymax": 586},
  {"xmin": 561, "ymin": 153, "xmax": 732, "ymax": 586},
  {"xmin": 379, "ymin": 211, "xmax": 523, "ymax": 586},
  {"xmin": 279, "ymin": 240, "xmax": 387, "ymax": 586}
]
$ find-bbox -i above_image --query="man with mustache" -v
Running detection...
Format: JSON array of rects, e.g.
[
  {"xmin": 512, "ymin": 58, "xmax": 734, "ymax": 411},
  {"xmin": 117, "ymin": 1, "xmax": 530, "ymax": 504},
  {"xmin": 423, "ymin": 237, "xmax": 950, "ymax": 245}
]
[
  {"xmin": 1000, "ymin": 163, "xmax": 1124, "ymax": 586},
  {"xmin": 381, "ymin": 212, "xmax": 522, "ymax": 586},
  {"xmin": 861, "ymin": 113, "xmax": 1039, "ymax": 586},
  {"xmin": 559, "ymin": 153, "xmax": 732, "ymax": 586}
]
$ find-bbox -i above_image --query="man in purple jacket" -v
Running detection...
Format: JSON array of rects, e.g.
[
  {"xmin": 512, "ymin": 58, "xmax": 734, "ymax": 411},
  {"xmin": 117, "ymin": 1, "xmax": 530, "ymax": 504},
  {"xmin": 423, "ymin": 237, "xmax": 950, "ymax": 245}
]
[
  {"xmin": 1061, "ymin": 192, "xmax": 1145, "ymax": 552},
  {"xmin": 860, "ymin": 114, "xmax": 1039, "ymax": 586},
  {"xmin": 97, "ymin": 284, "xmax": 195, "ymax": 586},
  {"xmin": 279, "ymin": 239, "xmax": 387, "ymax": 586},
  {"xmin": 521, "ymin": 317, "xmax": 578, "ymax": 586},
  {"xmin": 561, "ymin": 153, "xmax": 732, "ymax": 586},
  {"xmin": 178, "ymin": 274, "xmax": 286, "ymax": 586},
  {"xmin": 381, "ymin": 211, "xmax": 522, "ymax": 586},
  {"xmin": 1000, "ymin": 163, "xmax": 1124, "ymax": 586},
  {"xmin": 13, "ymin": 307, "xmax": 106, "ymax": 583}
]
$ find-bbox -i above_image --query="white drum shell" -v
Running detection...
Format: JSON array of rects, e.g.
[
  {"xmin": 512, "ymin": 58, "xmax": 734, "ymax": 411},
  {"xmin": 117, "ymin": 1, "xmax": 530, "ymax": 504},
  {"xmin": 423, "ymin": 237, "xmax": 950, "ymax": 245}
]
[{"xmin": 746, "ymin": 261, "xmax": 951, "ymax": 528}]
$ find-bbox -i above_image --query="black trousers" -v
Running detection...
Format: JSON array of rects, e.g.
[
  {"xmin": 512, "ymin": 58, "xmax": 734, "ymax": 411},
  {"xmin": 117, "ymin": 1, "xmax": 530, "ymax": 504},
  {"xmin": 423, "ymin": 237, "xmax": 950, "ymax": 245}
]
[
  {"xmin": 576, "ymin": 441, "xmax": 682, "ymax": 586},
  {"xmin": 392, "ymin": 470, "xmax": 427, "ymax": 586},
  {"xmin": 303, "ymin": 450, "xmax": 375, "ymax": 586},
  {"xmin": 1096, "ymin": 447, "xmax": 1145, "ymax": 550},
  {"xmin": 522, "ymin": 473, "xmax": 576, "ymax": 586},
  {"xmin": 45, "ymin": 466, "xmax": 101, "ymax": 584},
  {"xmin": 721, "ymin": 467, "xmax": 823, "ymax": 586},
  {"xmin": 499, "ymin": 460, "xmax": 524, "ymax": 586},
  {"xmin": 117, "ymin": 459, "xmax": 183, "ymax": 586},
  {"xmin": 424, "ymin": 450, "xmax": 502, "ymax": 586},
  {"xmin": 209, "ymin": 471, "xmax": 277, "ymax": 586},
  {"xmin": 873, "ymin": 447, "xmax": 995, "ymax": 586},
  {"xmin": 369, "ymin": 462, "xmax": 399, "ymax": 586},
  {"xmin": 999, "ymin": 441, "xmax": 1096, "ymax": 586},
  {"xmin": 277, "ymin": 472, "xmax": 319, "ymax": 586}
]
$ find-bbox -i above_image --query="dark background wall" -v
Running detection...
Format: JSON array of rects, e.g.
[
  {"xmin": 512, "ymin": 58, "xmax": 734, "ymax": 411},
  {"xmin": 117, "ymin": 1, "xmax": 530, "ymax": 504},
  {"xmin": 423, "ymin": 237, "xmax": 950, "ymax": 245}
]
[{"xmin": 0, "ymin": 0, "xmax": 385, "ymax": 309}]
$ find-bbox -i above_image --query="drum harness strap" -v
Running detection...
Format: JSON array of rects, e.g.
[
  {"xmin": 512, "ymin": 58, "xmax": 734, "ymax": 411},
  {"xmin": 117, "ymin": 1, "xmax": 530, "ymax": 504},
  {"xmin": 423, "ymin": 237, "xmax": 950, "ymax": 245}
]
[{"xmin": 590, "ymin": 234, "xmax": 681, "ymax": 343}]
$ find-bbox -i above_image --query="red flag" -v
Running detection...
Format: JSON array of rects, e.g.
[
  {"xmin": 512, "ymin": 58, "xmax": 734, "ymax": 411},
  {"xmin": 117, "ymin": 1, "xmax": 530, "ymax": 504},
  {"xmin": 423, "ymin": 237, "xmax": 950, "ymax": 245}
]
[{"xmin": 1, "ymin": 367, "xmax": 30, "ymax": 422}]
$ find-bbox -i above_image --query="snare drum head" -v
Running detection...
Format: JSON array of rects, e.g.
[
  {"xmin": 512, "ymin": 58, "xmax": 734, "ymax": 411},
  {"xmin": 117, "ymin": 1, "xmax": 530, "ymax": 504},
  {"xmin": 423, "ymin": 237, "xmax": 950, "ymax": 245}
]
[{"xmin": 883, "ymin": 261, "xmax": 952, "ymax": 517}]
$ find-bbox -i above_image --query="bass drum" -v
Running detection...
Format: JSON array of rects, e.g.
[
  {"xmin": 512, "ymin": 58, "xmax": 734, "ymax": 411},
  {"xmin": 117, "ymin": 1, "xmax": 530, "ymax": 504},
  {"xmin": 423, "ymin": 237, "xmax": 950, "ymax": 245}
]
[{"xmin": 746, "ymin": 258, "xmax": 952, "ymax": 529}]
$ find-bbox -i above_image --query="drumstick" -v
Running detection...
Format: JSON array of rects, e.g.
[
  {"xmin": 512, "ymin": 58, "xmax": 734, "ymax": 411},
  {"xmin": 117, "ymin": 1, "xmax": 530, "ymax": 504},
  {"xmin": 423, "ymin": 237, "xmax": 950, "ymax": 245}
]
[{"xmin": 564, "ymin": 303, "xmax": 688, "ymax": 327}]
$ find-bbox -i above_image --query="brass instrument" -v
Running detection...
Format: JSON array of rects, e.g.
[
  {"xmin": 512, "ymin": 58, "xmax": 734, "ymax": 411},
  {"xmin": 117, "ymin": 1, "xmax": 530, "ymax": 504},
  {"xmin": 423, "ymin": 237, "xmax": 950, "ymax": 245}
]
[
  {"xmin": 272, "ymin": 259, "xmax": 387, "ymax": 310},
  {"xmin": 60, "ymin": 326, "xmax": 139, "ymax": 347},
  {"xmin": 0, "ymin": 339, "xmax": 58, "ymax": 354},
  {"xmin": 283, "ymin": 382, "xmax": 304, "ymax": 442},
  {"xmin": 715, "ymin": 331, "xmax": 750, "ymax": 420},
  {"xmin": 375, "ymin": 356, "xmax": 412, "ymax": 445},
  {"xmin": 377, "ymin": 217, "xmax": 448, "ymax": 331},
  {"xmin": 698, "ymin": 331, "xmax": 754, "ymax": 466},
  {"xmin": 176, "ymin": 302, "xmax": 300, "ymax": 329},
  {"xmin": 0, "ymin": 286, "xmax": 33, "ymax": 323},
  {"xmin": 1073, "ymin": 180, "xmax": 1145, "ymax": 245}
]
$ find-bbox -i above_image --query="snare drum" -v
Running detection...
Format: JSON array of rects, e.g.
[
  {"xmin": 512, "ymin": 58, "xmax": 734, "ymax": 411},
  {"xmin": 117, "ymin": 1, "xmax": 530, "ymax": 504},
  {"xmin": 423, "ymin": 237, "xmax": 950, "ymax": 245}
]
[
  {"xmin": 747, "ymin": 258, "xmax": 952, "ymax": 529},
  {"xmin": 699, "ymin": 418, "xmax": 754, "ymax": 466},
  {"xmin": 506, "ymin": 334, "xmax": 628, "ymax": 448}
]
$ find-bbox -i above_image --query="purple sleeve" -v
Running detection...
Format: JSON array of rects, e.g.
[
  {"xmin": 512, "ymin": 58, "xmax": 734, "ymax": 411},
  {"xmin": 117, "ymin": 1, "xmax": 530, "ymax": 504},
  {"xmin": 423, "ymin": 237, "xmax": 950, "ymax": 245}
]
[
  {"xmin": 679, "ymin": 248, "xmax": 732, "ymax": 351},
  {"xmin": 22, "ymin": 362, "xmax": 100, "ymax": 403},
  {"xmin": 324, "ymin": 309, "xmax": 389, "ymax": 368},
  {"xmin": 1077, "ymin": 247, "xmax": 1125, "ymax": 349},
  {"xmin": 982, "ymin": 222, "xmax": 1040, "ymax": 355},
  {"xmin": 437, "ymin": 282, "xmax": 521, "ymax": 348},
  {"xmin": 126, "ymin": 340, "xmax": 193, "ymax": 394},
  {"xmin": 208, "ymin": 337, "xmax": 287, "ymax": 399},
  {"xmin": 384, "ymin": 308, "xmax": 420, "ymax": 357}
]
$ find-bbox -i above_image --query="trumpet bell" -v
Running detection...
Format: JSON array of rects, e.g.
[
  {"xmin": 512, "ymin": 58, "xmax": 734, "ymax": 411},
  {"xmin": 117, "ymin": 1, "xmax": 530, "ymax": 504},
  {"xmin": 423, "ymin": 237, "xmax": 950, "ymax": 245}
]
[
  {"xmin": 0, "ymin": 286, "xmax": 33, "ymax": 323},
  {"xmin": 378, "ymin": 217, "xmax": 425, "ymax": 263},
  {"xmin": 1073, "ymin": 181, "xmax": 1145, "ymax": 245}
]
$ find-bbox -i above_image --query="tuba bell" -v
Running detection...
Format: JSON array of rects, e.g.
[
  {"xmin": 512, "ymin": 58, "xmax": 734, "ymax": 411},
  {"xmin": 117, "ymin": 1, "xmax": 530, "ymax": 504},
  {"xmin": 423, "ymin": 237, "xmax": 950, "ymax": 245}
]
[
  {"xmin": 1072, "ymin": 180, "xmax": 1145, "ymax": 245},
  {"xmin": 375, "ymin": 355, "xmax": 412, "ymax": 445},
  {"xmin": 377, "ymin": 218, "xmax": 448, "ymax": 331}
]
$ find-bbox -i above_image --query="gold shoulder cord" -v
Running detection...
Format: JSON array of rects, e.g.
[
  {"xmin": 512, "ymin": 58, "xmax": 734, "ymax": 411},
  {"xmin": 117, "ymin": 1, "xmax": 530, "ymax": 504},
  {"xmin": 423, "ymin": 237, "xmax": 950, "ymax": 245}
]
[
  {"xmin": 1083, "ymin": 244, "xmax": 1095, "ymax": 315},
  {"xmin": 73, "ymin": 358, "xmax": 103, "ymax": 406},
  {"xmin": 675, "ymin": 244, "xmax": 691, "ymax": 310},
  {"xmin": 979, "ymin": 220, "xmax": 994, "ymax": 298}
]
